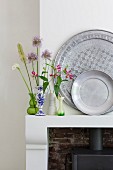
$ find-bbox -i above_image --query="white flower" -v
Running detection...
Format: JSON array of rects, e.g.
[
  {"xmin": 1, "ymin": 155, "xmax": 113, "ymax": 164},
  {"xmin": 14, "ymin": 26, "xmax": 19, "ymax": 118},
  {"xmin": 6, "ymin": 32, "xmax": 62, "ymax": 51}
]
[{"xmin": 12, "ymin": 63, "xmax": 20, "ymax": 70}]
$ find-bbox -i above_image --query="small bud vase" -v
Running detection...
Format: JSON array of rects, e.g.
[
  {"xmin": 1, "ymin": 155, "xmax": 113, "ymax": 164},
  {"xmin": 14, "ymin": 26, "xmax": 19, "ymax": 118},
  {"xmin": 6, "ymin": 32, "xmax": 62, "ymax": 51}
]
[
  {"xmin": 27, "ymin": 93, "xmax": 38, "ymax": 115},
  {"xmin": 57, "ymin": 96, "xmax": 65, "ymax": 116},
  {"xmin": 48, "ymin": 92, "xmax": 57, "ymax": 115},
  {"xmin": 35, "ymin": 85, "xmax": 45, "ymax": 116}
]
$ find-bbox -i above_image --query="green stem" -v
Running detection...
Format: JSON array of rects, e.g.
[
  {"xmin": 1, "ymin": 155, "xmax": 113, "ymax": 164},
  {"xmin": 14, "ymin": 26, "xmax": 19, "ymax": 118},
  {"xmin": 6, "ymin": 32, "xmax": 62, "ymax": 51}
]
[
  {"xmin": 45, "ymin": 59, "xmax": 47, "ymax": 78},
  {"xmin": 49, "ymin": 78, "xmax": 52, "ymax": 92},
  {"xmin": 46, "ymin": 60, "xmax": 51, "ymax": 80},
  {"xmin": 24, "ymin": 61, "xmax": 33, "ymax": 93},
  {"xmin": 18, "ymin": 68, "xmax": 31, "ymax": 93},
  {"xmin": 32, "ymin": 61, "xmax": 34, "ymax": 72},
  {"xmin": 37, "ymin": 48, "xmax": 39, "ymax": 86},
  {"xmin": 32, "ymin": 61, "xmax": 38, "ymax": 86},
  {"xmin": 49, "ymin": 78, "xmax": 53, "ymax": 83}
]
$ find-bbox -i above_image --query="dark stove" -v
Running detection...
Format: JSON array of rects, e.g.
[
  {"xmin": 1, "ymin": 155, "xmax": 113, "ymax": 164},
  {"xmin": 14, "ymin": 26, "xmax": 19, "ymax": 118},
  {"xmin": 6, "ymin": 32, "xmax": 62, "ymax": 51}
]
[
  {"xmin": 72, "ymin": 148, "xmax": 113, "ymax": 170},
  {"xmin": 72, "ymin": 128, "xmax": 113, "ymax": 170}
]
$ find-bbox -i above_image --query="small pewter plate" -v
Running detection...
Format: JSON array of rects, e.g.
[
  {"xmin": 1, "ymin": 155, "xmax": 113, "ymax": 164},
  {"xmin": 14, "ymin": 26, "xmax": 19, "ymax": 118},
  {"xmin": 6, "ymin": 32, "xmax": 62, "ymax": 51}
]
[{"xmin": 71, "ymin": 70, "xmax": 113, "ymax": 115}]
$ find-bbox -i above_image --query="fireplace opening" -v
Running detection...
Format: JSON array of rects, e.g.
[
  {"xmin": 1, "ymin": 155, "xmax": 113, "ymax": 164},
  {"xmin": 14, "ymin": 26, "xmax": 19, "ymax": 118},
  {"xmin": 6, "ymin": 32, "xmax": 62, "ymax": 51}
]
[
  {"xmin": 72, "ymin": 128, "xmax": 113, "ymax": 170},
  {"xmin": 49, "ymin": 128, "xmax": 113, "ymax": 170}
]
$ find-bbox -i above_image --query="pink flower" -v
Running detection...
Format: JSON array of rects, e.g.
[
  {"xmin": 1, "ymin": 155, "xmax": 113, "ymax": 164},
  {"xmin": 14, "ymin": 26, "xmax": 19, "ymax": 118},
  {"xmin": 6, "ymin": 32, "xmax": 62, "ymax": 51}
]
[
  {"xmin": 64, "ymin": 68, "xmax": 74, "ymax": 79},
  {"xmin": 50, "ymin": 74, "xmax": 53, "ymax": 77},
  {"xmin": 50, "ymin": 73, "xmax": 59, "ymax": 78},
  {"xmin": 66, "ymin": 70, "xmax": 71, "ymax": 74},
  {"xmin": 32, "ymin": 71, "xmax": 35, "ymax": 75},
  {"xmin": 31, "ymin": 71, "xmax": 38, "ymax": 77},
  {"xmin": 69, "ymin": 73, "xmax": 73, "ymax": 79},
  {"xmin": 56, "ymin": 64, "xmax": 61, "ymax": 72}
]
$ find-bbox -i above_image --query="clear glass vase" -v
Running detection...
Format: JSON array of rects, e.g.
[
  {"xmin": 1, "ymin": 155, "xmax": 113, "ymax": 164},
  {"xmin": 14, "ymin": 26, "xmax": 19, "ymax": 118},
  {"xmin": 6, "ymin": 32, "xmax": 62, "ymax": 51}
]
[
  {"xmin": 27, "ymin": 93, "xmax": 38, "ymax": 115},
  {"xmin": 57, "ymin": 96, "xmax": 65, "ymax": 116}
]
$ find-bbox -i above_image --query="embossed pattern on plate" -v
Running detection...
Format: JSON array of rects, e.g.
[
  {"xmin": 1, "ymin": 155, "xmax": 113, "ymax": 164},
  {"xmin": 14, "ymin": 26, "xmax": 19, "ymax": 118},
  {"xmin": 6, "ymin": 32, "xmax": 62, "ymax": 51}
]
[
  {"xmin": 71, "ymin": 70, "xmax": 113, "ymax": 115},
  {"xmin": 54, "ymin": 30, "xmax": 113, "ymax": 112}
]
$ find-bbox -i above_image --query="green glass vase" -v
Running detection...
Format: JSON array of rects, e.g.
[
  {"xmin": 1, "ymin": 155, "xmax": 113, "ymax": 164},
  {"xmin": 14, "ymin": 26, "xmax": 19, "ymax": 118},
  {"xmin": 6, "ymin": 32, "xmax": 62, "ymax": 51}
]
[
  {"xmin": 57, "ymin": 96, "xmax": 65, "ymax": 116},
  {"xmin": 27, "ymin": 93, "xmax": 38, "ymax": 115}
]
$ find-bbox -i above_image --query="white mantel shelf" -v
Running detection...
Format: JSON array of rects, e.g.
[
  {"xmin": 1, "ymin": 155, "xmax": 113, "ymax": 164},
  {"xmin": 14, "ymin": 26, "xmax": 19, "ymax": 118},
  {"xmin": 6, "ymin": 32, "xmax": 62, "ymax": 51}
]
[
  {"xmin": 26, "ymin": 114, "xmax": 113, "ymax": 170},
  {"xmin": 26, "ymin": 114, "xmax": 113, "ymax": 128}
]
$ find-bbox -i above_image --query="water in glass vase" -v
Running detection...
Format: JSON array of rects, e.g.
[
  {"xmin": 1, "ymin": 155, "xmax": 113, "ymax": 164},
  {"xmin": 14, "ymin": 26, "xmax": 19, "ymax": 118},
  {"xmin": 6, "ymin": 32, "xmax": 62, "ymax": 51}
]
[{"xmin": 57, "ymin": 96, "xmax": 65, "ymax": 116}]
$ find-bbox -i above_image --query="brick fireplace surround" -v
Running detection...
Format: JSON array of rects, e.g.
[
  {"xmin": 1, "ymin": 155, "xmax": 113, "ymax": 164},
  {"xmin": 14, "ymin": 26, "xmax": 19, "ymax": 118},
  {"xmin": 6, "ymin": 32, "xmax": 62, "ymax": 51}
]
[{"xmin": 26, "ymin": 114, "xmax": 113, "ymax": 170}]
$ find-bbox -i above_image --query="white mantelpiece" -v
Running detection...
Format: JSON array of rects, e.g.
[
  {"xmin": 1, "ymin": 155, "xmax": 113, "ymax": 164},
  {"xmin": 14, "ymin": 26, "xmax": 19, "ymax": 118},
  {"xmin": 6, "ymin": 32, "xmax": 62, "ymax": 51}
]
[
  {"xmin": 26, "ymin": 114, "xmax": 113, "ymax": 170},
  {"xmin": 25, "ymin": 1, "xmax": 113, "ymax": 169}
]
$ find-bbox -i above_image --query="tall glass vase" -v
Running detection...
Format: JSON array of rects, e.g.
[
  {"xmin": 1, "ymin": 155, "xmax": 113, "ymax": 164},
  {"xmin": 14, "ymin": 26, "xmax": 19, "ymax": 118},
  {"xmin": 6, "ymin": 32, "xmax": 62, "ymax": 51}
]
[
  {"xmin": 35, "ymin": 86, "xmax": 45, "ymax": 116},
  {"xmin": 27, "ymin": 93, "xmax": 38, "ymax": 115},
  {"xmin": 57, "ymin": 96, "xmax": 65, "ymax": 116}
]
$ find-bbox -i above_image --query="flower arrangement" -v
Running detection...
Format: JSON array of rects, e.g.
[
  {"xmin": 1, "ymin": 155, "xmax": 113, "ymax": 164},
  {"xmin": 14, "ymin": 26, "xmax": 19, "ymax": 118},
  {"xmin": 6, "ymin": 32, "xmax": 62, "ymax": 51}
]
[
  {"xmin": 12, "ymin": 36, "xmax": 73, "ymax": 115},
  {"xmin": 12, "ymin": 36, "xmax": 52, "ymax": 114},
  {"xmin": 12, "ymin": 37, "xmax": 52, "ymax": 94},
  {"xmin": 49, "ymin": 63, "xmax": 73, "ymax": 97}
]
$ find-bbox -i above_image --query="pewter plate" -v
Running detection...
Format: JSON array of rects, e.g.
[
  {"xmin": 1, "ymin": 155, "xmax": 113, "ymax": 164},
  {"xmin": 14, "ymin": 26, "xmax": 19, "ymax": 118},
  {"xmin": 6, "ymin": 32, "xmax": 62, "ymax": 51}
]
[
  {"xmin": 71, "ymin": 70, "xmax": 113, "ymax": 115},
  {"xmin": 54, "ymin": 30, "xmax": 113, "ymax": 112}
]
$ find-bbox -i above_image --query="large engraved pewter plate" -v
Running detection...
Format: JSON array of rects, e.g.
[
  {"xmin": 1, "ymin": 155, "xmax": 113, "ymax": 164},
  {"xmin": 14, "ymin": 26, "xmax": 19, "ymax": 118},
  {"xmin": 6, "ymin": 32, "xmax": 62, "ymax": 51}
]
[
  {"xmin": 54, "ymin": 30, "xmax": 113, "ymax": 112},
  {"xmin": 71, "ymin": 70, "xmax": 113, "ymax": 115}
]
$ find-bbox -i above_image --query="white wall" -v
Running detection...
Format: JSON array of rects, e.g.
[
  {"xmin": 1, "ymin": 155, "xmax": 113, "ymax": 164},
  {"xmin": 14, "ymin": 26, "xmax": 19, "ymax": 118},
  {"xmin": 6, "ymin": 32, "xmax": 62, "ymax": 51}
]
[
  {"xmin": 1, "ymin": 0, "xmax": 113, "ymax": 169},
  {"xmin": 40, "ymin": 0, "xmax": 113, "ymax": 115},
  {"xmin": 0, "ymin": 0, "xmax": 39, "ymax": 169}
]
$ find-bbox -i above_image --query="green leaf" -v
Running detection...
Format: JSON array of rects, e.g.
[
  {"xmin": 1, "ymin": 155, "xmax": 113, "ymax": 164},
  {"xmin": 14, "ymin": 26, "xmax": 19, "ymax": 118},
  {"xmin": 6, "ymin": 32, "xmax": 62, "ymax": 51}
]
[
  {"xmin": 54, "ymin": 84, "xmax": 60, "ymax": 98},
  {"xmin": 62, "ymin": 79, "xmax": 68, "ymax": 82},
  {"xmin": 43, "ymin": 82, "xmax": 49, "ymax": 93},
  {"xmin": 57, "ymin": 76, "xmax": 62, "ymax": 86},
  {"xmin": 63, "ymin": 69, "xmax": 66, "ymax": 74},
  {"xmin": 43, "ymin": 67, "xmax": 46, "ymax": 71},
  {"xmin": 42, "ymin": 71, "xmax": 48, "ymax": 74},
  {"xmin": 46, "ymin": 63, "xmax": 55, "ymax": 69},
  {"xmin": 38, "ymin": 76, "xmax": 48, "ymax": 81}
]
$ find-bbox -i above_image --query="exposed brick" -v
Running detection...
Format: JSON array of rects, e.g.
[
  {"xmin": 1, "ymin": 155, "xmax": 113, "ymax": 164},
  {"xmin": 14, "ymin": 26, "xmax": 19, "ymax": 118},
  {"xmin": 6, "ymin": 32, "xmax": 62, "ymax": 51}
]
[{"xmin": 48, "ymin": 128, "xmax": 113, "ymax": 170}]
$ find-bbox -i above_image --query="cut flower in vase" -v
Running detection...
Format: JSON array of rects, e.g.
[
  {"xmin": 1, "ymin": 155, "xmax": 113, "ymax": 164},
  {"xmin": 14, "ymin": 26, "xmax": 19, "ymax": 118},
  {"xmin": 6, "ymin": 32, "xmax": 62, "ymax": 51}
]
[
  {"xmin": 12, "ymin": 36, "xmax": 52, "ymax": 115},
  {"xmin": 12, "ymin": 36, "xmax": 74, "ymax": 116}
]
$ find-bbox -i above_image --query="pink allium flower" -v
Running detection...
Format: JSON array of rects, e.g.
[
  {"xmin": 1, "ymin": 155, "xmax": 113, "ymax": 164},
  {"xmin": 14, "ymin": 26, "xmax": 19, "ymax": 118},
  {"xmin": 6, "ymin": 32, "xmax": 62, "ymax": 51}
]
[
  {"xmin": 27, "ymin": 52, "xmax": 38, "ymax": 62},
  {"xmin": 32, "ymin": 36, "xmax": 42, "ymax": 47},
  {"xmin": 41, "ymin": 50, "xmax": 52, "ymax": 60},
  {"xmin": 56, "ymin": 64, "xmax": 61, "ymax": 72}
]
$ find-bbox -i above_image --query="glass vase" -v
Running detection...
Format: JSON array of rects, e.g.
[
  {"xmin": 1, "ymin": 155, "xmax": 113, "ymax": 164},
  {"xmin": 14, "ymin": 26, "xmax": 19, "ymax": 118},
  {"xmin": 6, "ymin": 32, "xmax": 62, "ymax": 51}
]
[
  {"xmin": 57, "ymin": 96, "xmax": 65, "ymax": 116},
  {"xmin": 27, "ymin": 93, "xmax": 38, "ymax": 115},
  {"xmin": 35, "ymin": 85, "xmax": 45, "ymax": 116}
]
